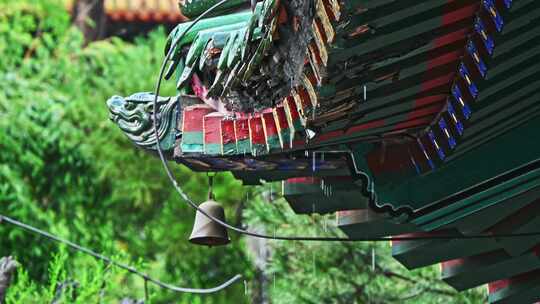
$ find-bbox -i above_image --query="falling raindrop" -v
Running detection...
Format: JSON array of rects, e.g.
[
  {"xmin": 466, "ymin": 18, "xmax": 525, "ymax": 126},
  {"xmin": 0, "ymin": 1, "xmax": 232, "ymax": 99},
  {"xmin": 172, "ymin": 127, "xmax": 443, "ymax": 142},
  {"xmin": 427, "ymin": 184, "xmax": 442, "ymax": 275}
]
[
  {"xmin": 372, "ymin": 246, "xmax": 376, "ymax": 271},
  {"xmin": 312, "ymin": 152, "xmax": 316, "ymax": 172},
  {"xmin": 364, "ymin": 85, "xmax": 367, "ymax": 101}
]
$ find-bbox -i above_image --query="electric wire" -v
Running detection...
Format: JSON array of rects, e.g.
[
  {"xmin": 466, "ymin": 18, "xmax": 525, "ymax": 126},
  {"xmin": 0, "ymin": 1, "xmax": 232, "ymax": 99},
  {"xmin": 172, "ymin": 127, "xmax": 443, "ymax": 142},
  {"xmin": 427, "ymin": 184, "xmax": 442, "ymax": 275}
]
[
  {"xmin": 0, "ymin": 1, "xmax": 244, "ymax": 296},
  {"xmin": 152, "ymin": 0, "xmax": 540, "ymax": 243},
  {"xmin": 0, "ymin": 215, "xmax": 242, "ymax": 294}
]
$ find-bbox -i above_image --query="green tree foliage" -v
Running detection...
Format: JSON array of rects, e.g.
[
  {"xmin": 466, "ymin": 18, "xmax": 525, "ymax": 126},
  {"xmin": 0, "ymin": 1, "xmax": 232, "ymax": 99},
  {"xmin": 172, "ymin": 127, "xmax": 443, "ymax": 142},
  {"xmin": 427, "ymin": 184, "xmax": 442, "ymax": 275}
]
[
  {"xmin": 244, "ymin": 190, "xmax": 486, "ymax": 303},
  {"xmin": 0, "ymin": 1, "xmax": 251, "ymax": 302},
  {"xmin": 0, "ymin": 0, "xmax": 486, "ymax": 303},
  {"xmin": 244, "ymin": 187, "xmax": 485, "ymax": 304}
]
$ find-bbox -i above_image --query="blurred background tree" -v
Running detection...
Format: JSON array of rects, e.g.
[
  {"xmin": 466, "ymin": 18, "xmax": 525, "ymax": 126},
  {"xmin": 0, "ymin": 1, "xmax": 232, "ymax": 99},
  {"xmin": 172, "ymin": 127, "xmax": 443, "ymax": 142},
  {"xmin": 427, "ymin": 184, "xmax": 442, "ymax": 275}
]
[
  {"xmin": 72, "ymin": 0, "xmax": 106, "ymax": 42},
  {"xmin": 0, "ymin": 0, "xmax": 486, "ymax": 303}
]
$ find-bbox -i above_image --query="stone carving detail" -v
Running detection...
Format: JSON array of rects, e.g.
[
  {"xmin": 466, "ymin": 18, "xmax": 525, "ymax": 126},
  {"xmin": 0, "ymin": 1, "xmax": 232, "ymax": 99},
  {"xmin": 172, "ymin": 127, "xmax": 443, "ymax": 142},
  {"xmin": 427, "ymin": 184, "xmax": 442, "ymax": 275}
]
[{"xmin": 107, "ymin": 92, "xmax": 179, "ymax": 151}]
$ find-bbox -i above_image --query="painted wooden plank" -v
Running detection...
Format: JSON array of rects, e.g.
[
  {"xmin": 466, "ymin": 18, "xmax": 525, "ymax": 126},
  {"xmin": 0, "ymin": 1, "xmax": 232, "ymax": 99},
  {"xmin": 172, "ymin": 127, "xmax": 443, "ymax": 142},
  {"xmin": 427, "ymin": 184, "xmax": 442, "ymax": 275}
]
[
  {"xmin": 488, "ymin": 269, "xmax": 540, "ymax": 304},
  {"xmin": 273, "ymin": 105, "xmax": 292, "ymax": 150},
  {"xmin": 249, "ymin": 115, "xmax": 267, "ymax": 156},
  {"xmin": 181, "ymin": 104, "xmax": 214, "ymax": 153},
  {"xmin": 234, "ymin": 116, "xmax": 251, "ymax": 154},
  {"xmin": 392, "ymin": 233, "xmax": 500, "ymax": 270},
  {"xmin": 203, "ymin": 112, "xmax": 224, "ymax": 155},
  {"xmin": 262, "ymin": 109, "xmax": 281, "ymax": 153},
  {"xmin": 284, "ymin": 176, "xmax": 369, "ymax": 215},
  {"xmin": 442, "ymin": 248, "xmax": 540, "ymax": 291},
  {"xmin": 338, "ymin": 209, "xmax": 417, "ymax": 239},
  {"xmin": 221, "ymin": 118, "xmax": 237, "ymax": 155}
]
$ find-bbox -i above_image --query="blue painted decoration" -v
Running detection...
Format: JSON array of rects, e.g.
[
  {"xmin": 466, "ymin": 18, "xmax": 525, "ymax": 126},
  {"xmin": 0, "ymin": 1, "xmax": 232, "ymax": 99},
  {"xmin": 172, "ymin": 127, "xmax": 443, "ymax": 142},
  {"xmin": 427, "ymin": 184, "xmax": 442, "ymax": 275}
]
[{"xmin": 439, "ymin": 118, "xmax": 457, "ymax": 149}]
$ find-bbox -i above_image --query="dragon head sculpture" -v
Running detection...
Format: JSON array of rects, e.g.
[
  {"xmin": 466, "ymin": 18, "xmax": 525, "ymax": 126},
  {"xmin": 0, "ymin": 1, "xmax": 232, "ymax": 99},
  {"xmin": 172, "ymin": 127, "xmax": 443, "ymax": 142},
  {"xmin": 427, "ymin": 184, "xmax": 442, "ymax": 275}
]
[{"xmin": 106, "ymin": 92, "xmax": 179, "ymax": 152}]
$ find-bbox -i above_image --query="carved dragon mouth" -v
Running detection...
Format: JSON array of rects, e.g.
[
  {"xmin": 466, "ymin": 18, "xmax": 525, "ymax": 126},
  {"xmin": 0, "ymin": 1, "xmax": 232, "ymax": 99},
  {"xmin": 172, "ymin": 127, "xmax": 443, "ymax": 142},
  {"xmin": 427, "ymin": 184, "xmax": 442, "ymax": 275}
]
[{"xmin": 107, "ymin": 98, "xmax": 150, "ymax": 135}]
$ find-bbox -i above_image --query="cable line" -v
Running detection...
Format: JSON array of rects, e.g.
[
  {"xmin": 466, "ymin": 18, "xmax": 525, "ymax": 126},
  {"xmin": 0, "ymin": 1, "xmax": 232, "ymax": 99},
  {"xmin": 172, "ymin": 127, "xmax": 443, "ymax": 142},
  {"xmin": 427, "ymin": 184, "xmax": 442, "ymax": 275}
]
[{"xmin": 0, "ymin": 214, "xmax": 242, "ymax": 294}]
